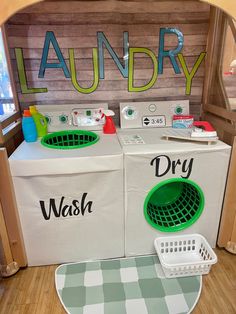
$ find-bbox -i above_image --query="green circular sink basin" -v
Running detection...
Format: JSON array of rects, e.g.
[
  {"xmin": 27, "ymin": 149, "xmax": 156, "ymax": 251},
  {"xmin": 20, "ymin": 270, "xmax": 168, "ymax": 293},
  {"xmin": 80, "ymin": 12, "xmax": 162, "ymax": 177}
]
[{"xmin": 41, "ymin": 130, "xmax": 99, "ymax": 149}]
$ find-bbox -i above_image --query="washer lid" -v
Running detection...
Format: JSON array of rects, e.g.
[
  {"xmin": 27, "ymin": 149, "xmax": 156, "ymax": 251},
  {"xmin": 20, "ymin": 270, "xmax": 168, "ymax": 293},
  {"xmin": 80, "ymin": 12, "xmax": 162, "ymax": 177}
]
[{"xmin": 9, "ymin": 132, "xmax": 123, "ymax": 176}]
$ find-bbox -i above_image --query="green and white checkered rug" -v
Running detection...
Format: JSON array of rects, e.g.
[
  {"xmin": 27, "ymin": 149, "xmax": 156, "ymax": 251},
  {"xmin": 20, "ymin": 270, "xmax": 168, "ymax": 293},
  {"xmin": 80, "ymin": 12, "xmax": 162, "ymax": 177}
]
[{"xmin": 55, "ymin": 255, "xmax": 202, "ymax": 314}]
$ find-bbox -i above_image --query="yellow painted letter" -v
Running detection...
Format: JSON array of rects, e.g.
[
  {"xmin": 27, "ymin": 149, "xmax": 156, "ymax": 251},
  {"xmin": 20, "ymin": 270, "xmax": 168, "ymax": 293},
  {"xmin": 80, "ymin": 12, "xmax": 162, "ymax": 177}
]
[
  {"xmin": 178, "ymin": 52, "xmax": 206, "ymax": 95},
  {"xmin": 128, "ymin": 48, "xmax": 158, "ymax": 92},
  {"xmin": 69, "ymin": 48, "xmax": 99, "ymax": 94},
  {"xmin": 15, "ymin": 48, "xmax": 48, "ymax": 94}
]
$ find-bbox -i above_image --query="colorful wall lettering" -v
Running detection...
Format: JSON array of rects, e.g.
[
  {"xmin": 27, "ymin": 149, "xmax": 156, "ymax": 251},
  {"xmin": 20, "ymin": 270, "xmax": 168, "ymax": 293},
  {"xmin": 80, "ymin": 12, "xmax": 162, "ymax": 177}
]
[
  {"xmin": 15, "ymin": 29, "xmax": 206, "ymax": 96},
  {"xmin": 6, "ymin": 0, "xmax": 210, "ymax": 119}
]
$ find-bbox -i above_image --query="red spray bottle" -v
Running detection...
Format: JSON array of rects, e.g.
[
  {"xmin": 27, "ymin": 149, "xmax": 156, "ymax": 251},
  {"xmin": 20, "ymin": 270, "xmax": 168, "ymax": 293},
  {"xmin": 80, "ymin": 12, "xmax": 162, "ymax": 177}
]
[{"xmin": 102, "ymin": 110, "xmax": 116, "ymax": 134}]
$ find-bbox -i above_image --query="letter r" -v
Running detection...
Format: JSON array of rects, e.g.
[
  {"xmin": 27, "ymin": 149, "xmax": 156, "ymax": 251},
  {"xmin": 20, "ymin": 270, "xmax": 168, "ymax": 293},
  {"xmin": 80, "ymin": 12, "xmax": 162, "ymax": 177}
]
[{"xmin": 158, "ymin": 28, "xmax": 183, "ymax": 74}]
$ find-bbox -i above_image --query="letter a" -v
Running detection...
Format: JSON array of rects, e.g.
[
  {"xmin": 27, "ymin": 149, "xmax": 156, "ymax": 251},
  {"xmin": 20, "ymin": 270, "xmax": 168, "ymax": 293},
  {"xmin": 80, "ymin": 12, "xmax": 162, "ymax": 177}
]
[{"xmin": 39, "ymin": 31, "xmax": 70, "ymax": 78}]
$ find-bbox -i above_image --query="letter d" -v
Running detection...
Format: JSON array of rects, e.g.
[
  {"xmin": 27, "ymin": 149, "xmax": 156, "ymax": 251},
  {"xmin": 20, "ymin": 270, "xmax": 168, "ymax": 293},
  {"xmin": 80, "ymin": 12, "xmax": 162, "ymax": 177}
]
[
  {"xmin": 150, "ymin": 155, "xmax": 171, "ymax": 177},
  {"xmin": 128, "ymin": 48, "xmax": 158, "ymax": 92}
]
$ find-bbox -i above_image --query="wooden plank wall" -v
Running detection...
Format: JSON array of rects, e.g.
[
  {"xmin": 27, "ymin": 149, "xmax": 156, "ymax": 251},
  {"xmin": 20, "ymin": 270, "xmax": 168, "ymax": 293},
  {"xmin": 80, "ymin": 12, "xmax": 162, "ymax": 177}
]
[{"xmin": 5, "ymin": 0, "xmax": 210, "ymax": 121}]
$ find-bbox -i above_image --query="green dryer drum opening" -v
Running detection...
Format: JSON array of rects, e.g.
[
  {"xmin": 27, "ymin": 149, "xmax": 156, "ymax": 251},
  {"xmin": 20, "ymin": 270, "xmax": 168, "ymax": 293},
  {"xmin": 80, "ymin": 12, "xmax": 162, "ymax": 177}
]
[
  {"xmin": 144, "ymin": 178, "xmax": 204, "ymax": 232},
  {"xmin": 41, "ymin": 130, "xmax": 99, "ymax": 149}
]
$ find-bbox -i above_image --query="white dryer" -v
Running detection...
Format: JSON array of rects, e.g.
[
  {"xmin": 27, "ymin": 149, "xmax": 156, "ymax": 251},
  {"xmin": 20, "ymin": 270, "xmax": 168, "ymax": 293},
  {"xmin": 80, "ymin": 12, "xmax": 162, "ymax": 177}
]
[
  {"xmin": 9, "ymin": 104, "xmax": 124, "ymax": 266},
  {"xmin": 118, "ymin": 101, "xmax": 231, "ymax": 256}
]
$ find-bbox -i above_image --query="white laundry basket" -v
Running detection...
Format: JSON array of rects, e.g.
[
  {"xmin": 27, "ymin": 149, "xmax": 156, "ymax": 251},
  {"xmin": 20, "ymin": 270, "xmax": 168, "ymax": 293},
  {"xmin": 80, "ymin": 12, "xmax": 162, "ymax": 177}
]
[{"xmin": 154, "ymin": 234, "xmax": 217, "ymax": 278}]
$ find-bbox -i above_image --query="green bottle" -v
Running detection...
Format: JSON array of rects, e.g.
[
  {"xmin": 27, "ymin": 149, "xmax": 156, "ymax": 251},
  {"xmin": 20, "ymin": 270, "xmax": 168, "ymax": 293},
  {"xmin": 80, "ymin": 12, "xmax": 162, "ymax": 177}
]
[{"xmin": 29, "ymin": 105, "xmax": 47, "ymax": 137}]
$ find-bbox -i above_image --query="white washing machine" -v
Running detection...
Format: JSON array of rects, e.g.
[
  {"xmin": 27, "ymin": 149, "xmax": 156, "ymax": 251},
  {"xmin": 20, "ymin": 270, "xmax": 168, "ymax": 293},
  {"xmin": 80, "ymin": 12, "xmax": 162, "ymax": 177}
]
[
  {"xmin": 118, "ymin": 101, "xmax": 231, "ymax": 256},
  {"xmin": 9, "ymin": 104, "xmax": 124, "ymax": 266}
]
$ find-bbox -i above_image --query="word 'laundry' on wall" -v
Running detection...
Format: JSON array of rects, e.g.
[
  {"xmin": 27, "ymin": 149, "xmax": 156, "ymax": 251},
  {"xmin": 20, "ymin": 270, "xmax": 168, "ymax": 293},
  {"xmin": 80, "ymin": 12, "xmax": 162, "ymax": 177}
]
[
  {"xmin": 6, "ymin": 0, "xmax": 210, "ymax": 119},
  {"xmin": 15, "ymin": 29, "xmax": 206, "ymax": 95}
]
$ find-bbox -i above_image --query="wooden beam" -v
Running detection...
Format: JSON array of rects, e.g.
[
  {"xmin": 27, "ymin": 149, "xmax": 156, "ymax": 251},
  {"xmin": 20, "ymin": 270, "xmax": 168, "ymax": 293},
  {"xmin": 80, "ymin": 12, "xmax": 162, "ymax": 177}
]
[
  {"xmin": 1, "ymin": 25, "xmax": 20, "ymax": 112},
  {"xmin": 0, "ymin": 201, "xmax": 13, "ymax": 265},
  {"xmin": 1, "ymin": 111, "xmax": 21, "ymax": 129},
  {"xmin": 1, "ymin": 0, "xmax": 236, "ymax": 27},
  {"xmin": 218, "ymin": 137, "xmax": 236, "ymax": 247},
  {"xmin": 202, "ymin": 7, "xmax": 220, "ymax": 108},
  {"xmin": 201, "ymin": 7, "xmax": 229, "ymax": 111},
  {"xmin": 2, "ymin": 121, "xmax": 22, "ymax": 143},
  {"xmin": 0, "ymin": 201, "xmax": 20, "ymax": 276},
  {"xmin": 0, "ymin": 0, "xmax": 43, "ymax": 26},
  {"xmin": 200, "ymin": 0, "xmax": 236, "ymax": 20},
  {"xmin": 228, "ymin": 17, "xmax": 236, "ymax": 42},
  {"xmin": 204, "ymin": 104, "xmax": 236, "ymax": 122},
  {"xmin": 0, "ymin": 148, "xmax": 27, "ymax": 267},
  {"xmin": 200, "ymin": 112, "xmax": 236, "ymax": 134}
]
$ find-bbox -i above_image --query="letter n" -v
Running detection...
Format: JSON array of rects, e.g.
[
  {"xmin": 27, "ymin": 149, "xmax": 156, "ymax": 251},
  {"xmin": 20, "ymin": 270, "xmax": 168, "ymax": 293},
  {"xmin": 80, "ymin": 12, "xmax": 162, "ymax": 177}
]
[{"xmin": 97, "ymin": 32, "xmax": 129, "ymax": 79}]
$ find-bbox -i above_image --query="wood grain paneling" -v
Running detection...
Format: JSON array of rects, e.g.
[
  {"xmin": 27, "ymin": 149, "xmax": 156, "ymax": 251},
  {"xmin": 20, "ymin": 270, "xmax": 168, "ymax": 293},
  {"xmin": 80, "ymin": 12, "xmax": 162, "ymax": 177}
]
[
  {"xmin": 15, "ymin": 77, "xmax": 204, "ymax": 92},
  {"xmin": 9, "ymin": 46, "xmax": 208, "ymax": 59},
  {"xmin": 19, "ymin": 1, "xmax": 210, "ymax": 14},
  {"xmin": 11, "ymin": 56, "xmax": 203, "ymax": 71},
  {"xmin": 7, "ymin": 23, "xmax": 209, "ymax": 37},
  {"xmin": 8, "ymin": 12, "xmax": 210, "ymax": 25},
  {"xmin": 13, "ymin": 67, "xmax": 205, "ymax": 82},
  {"xmin": 6, "ymin": 0, "xmax": 210, "ymax": 119},
  {"xmin": 8, "ymin": 35, "xmax": 207, "ymax": 48}
]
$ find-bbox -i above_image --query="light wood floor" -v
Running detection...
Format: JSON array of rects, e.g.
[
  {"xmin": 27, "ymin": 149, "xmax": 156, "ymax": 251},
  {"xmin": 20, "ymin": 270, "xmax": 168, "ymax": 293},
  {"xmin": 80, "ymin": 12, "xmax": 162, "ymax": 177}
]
[{"xmin": 0, "ymin": 248, "xmax": 235, "ymax": 314}]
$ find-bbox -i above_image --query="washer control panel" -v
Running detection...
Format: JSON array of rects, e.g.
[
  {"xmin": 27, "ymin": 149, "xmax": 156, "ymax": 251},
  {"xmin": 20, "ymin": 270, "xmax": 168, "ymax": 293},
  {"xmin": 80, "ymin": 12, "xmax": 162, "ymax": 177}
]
[
  {"xmin": 36, "ymin": 103, "xmax": 108, "ymax": 132},
  {"xmin": 71, "ymin": 108, "xmax": 104, "ymax": 127},
  {"xmin": 120, "ymin": 100, "xmax": 189, "ymax": 129}
]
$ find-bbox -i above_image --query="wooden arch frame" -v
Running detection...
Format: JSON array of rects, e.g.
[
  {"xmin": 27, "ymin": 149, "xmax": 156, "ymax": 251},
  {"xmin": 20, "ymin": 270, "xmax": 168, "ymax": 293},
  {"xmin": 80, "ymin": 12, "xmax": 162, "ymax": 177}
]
[
  {"xmin": 0, "ymin": 0, "xmax": 235, "ymax": 273},
  {"xmin": 0, "ymin": 0, "xmax": 235, "ymax": 26}
]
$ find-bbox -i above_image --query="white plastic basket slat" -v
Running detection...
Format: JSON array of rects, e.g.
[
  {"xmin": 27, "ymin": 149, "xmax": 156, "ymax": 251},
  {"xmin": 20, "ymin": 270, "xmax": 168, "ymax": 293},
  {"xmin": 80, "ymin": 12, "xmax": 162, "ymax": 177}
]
[{"xmin": 154, "ymin": 234, "xmax": 217, "ymax": 278}]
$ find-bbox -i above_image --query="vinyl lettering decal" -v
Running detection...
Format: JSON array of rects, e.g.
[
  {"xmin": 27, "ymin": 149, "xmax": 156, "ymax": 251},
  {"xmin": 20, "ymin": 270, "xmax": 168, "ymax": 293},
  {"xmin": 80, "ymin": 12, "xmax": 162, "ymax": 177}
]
[
  {"xmin": 39, "ymin": 193, "xmax": 93, "ymax": 220},
  {"xmin": 150, "ymin": 155, "xmax": 194, "ymax": 179}
]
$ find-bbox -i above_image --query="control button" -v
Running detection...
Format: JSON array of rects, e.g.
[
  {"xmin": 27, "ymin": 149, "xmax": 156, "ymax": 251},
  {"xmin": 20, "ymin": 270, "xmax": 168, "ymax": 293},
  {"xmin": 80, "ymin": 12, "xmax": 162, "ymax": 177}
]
[
  {"xmin": 175, "ymin": 105, "xmax": 183, "ymax": 115},
  {"xmin": 127, "ymin": 108, "xmax": 134, "ymax": 116},
  {"xmin": 122, "ymin": 106, "xmax": 137, "ymax": 120},
  {"xmin": 86, "ymin": 110, "xmax": 91, "ymax": 116},
  {"xmin": 59, "ymin": 115, "xmax": 68, "ymax": 123},
  {"xmin": 143, "ymin": 117, "xmax": 150, "ymax": 125},
  {"xmin": 45, "ymin": 115, "xmax": 51, "ymax": 124},
  {"xmin": 149, "ymin": 104, "xmax": 156, "ymax": 112}
]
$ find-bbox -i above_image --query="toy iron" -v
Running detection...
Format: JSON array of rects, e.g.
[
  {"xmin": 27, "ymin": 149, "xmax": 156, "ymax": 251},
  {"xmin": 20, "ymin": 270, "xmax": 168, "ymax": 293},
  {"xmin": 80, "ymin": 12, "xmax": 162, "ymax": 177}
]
[{"xmin": 191, "ymin": 121, "xmax": 218, "ymax": 138}]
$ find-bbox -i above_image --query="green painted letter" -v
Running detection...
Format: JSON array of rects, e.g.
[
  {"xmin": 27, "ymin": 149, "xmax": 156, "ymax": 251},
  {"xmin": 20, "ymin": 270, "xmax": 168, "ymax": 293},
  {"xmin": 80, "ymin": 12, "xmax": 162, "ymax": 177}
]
[
  {"xmin": 69, "ymin": 48, "xmax": 99, "ymax": 94},
  {"xmin": 178, "ymin": 52, "xmax": 206, "ymax": 95},
  {"xmin": 128, "ymin": 48, "xmax": 158, "ymax": 92},
  {"xmin": 15, "ymin": 48, "xmax": 48, "ymax": 94}
]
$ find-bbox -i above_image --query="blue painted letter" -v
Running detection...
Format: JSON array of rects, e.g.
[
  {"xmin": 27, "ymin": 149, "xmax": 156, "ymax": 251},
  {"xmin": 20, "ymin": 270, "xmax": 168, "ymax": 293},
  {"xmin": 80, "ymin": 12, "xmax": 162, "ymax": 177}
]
[
  {"xmin": 158, "ymin": 28, "xmax": 184, "ymax": 74},
  {"xmin": 39, "ymin": 31, "xmax": 70, "ymax": 78},
  {"xmin": 98, "ymin": 32, "xmax": 129, "ymax": 79}
]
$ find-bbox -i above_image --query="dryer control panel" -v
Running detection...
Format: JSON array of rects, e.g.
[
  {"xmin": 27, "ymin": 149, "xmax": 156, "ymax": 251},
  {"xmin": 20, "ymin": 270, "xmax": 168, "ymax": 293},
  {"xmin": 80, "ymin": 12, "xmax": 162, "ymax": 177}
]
[{"xmin": 120, "ymin": 100, "xmax": 189, "ymax": 129}]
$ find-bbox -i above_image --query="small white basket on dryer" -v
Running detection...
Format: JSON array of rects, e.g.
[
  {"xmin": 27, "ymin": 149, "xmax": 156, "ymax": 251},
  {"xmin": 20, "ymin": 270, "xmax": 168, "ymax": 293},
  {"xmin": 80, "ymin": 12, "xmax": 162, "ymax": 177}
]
[{"xmin": 154, "ymin": 234, "xmax": 217, "ymax": 278}]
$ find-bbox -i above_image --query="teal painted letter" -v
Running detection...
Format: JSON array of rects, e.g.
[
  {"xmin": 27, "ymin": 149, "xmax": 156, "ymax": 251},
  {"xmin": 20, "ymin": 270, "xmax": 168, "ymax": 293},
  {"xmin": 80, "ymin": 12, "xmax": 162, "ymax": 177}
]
[
  {"xmin": 39, "ymin": 31, "xmax": 70, "ymax": 78},
  {"xmin": 98, "ymin": 32, "xmax": 129, "ymax": 79},
  {"xmin": 158, "ymin": 28, "xmax": 183, "ymax": 74}
]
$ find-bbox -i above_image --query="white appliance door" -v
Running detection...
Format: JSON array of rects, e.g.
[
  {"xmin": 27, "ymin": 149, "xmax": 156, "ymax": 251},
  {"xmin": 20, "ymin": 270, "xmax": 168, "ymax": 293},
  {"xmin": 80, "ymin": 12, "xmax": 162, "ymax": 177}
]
[{"xmin": 12, "ymin": 168, "xmax": 124, "ymax": 266}]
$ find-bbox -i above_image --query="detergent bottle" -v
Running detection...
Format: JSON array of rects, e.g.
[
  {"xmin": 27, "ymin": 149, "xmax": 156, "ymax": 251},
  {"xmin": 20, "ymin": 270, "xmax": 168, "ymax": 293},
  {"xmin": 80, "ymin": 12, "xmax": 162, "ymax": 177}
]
[
  {"xmin": 29, "ymin": 105, "xmax": 47, "ymax": 137},
  {"xmin": 102, "ymin": 110, "xmax": 116, "ymax": 134},
  {"xmin": 22, "ymin": 109, "xmax": 37, "ymax": 142}
]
